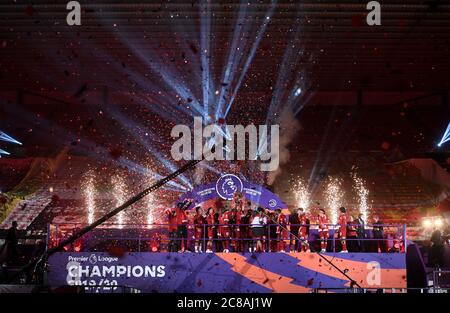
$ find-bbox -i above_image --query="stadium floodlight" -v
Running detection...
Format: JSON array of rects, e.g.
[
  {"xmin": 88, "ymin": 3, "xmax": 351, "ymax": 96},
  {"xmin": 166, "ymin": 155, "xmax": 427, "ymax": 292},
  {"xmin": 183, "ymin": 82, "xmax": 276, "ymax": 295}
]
[
  {"xmin": 423, "ymin": 219, "xmax": 432, "ymax": 228},
  {"xmin": 0, "ymin": 131, "xmax": 22, "ymax": 145},
  {"xmin": 437, "ymin": 122, "xmax": 450, "ymax": 147},
  {"xmin": 434, "ymin": 218, "xmax": 443, "ymax": 228}
]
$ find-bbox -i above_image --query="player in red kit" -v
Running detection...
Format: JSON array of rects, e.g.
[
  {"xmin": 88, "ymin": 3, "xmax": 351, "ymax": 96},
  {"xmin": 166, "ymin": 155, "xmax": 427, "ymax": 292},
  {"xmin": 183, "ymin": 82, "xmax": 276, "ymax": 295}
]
[
  {"xmin": 242, "ymin": 205, "xmax": 253, "ymax": 252},
  {"xmin": 275, "ymin": 209, "xmax": 289, "ymax": 252},
  {"xmin": 176, "ymin": 204, "xmax": 189, "ymax": 253},
  {"xmin": 232, "ymin": 207, "xmax": 244, "ymax": 252},
  {"xmin": 218, "ymin": 207, "xmax": 232, "ymax": 252},
  {"xmin": 165, "ymin": 207, "xmax": 178, "ymax": 252},
  {"xmin": 338, "ymin": 207, "xmax": 348, "ymax": 253},
  {"xmin": 205, "ymin": 207, "xmax": 215, "ymax": 253},
  {"xmin": 232, "ymin": 191, "xmax": 244, "ymax": 211},
  {"xmin": 318, "ymin": 209, "xmax": 329, "ymax": 253},
  {"xmin": 193, "ymin": 207, "xmax": 206, "ymax": 253},
  {"xmin": 298, "ymin": 208, "xmax": 310, "ymax": 252}
]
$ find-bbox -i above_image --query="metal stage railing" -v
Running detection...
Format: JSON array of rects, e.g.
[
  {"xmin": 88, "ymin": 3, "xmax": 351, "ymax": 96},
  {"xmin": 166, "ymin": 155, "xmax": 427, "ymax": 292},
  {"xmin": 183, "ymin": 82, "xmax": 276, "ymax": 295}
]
[{"xmin": 47, "ymin": 222, "xmax": 407, "ymax": 253}]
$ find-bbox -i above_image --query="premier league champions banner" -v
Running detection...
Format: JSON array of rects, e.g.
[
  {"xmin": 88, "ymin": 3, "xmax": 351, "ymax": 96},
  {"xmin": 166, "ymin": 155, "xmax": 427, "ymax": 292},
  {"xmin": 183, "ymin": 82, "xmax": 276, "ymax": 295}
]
[
  {"xmin": 179, "ymin": 174, "xmax": 287, "ymax": 209},
  {"xmin": 47, "ymin": 252, "xmax": 407, "ymax": 293}
]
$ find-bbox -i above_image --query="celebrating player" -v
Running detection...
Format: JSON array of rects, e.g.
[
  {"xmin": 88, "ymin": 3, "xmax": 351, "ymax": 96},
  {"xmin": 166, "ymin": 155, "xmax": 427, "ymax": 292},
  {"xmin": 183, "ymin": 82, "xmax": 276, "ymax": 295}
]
[
  {"xmin": 176, "ymin": 202, "xmax": 189, "ymax": 253},
  {"xmin": 205, "ymin": 207, "xmax": 215, "ymax": 253},
  {"xmin": 193, "ymin": 207, "xmax": 206, "ymax": 253},
  {"xmin": 318, "ymin": 208, "xmax": 329, "ymax": 253},
  {"xmin": 218, "ymin": 206, "xmax": 232, "ymax": 252},
  {"xmin": 233, "ymin": 206, "xmax": 245, "ymax": 252},
  {"xmin": 298, "ymin": 208, "xmax": 310, "ymax": 252},
  {"xmin": 276, "ymin": 209, "xmax": 289, "ymax": 252},
  {"xmin": 338, "ymin": 207, "xmax": 348, "ymax": 253},
  {"xmin": 165, "ymin": 207, "xmax": 178, "ymax": 252}
]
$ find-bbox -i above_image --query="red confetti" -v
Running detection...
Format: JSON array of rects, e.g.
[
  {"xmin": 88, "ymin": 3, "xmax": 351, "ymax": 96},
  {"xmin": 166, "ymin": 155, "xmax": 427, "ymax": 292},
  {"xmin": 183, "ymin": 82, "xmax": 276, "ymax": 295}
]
[{"xmin": 381, "ymin": 141, "xmax": 390, "ymax": 150}]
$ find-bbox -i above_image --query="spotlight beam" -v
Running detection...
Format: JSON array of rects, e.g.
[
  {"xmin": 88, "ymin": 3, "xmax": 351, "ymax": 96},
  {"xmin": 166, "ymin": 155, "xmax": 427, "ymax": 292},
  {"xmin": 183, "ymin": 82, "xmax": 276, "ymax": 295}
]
[
  {"xmin": 88, "ymin": 44, "xmax": 195, "ymax": 123},
  {"xmin": 215, "ymin": 1, "xmax": 249, "ymax": 119},
  {"xmin": 223, "ymin": 0, "xmax": 277, "ymax": 118},
  {"xmin": 437, "ymin": 122, "xmax": 450, "ymax": 147},
  {"xmin": 93, "ymin": 9, "xmax": 207, "ymax": 120},
  {"xmin": 265, "ymin": 1, "xmax": 305, "ymax": 127},
  {"xmin": 1, "ymin": 103, "xmax": 188, "ymax": 190},
  {"xmin": 107, "ymin": 109, "xmax": 193, "ymax": 189},
  {"xmin": 111, "ymin": 31, "xmax": 206, "ymax": 118},
  {"xmin": 0, "ymin": 131, "xmax": 22, "ymax": 145}
]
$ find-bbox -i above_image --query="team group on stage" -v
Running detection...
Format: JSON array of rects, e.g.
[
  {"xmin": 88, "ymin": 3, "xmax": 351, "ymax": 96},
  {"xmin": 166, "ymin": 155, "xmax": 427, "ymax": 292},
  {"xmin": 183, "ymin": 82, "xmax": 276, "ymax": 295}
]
[{"xmin": 164, "ymin": 192, "xmax": 401, "ymax": 254}]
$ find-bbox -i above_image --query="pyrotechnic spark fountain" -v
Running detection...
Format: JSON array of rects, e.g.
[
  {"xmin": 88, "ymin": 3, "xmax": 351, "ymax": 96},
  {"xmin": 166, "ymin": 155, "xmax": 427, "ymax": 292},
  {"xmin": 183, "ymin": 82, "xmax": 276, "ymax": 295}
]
[
  {"xmin": 82, "ymin": 172, "xmax": 96, "ymax": 225},
  {"xmin": 293, "ymin": 178, "xmax": 310, "ymax": 212},
  {"xmin": 144, "ymin": 171, "xmax": 157, "ymax": 228},
  {"xmin": 324, "ymin": 177, "xmax": 344, "ymax": 225},
  {"xmin": 145, "ymin": 190, "xmax": 156, "ymax": 228},
  {"xmin": 352, "ymin": 172, "xmax": 370, "ymax": 223},
  {"xmin": 112, "ymin": 174, "xmax": 128, "ymax": 229}
]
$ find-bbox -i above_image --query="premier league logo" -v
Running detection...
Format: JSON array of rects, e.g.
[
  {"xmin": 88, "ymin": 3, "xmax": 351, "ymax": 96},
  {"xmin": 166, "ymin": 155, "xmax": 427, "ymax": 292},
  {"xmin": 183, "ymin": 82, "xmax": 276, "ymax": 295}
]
[
  {"xmin": 89, "ymin": 254, "xmax": 97, "ymax": 265},
  {"xmin": 216, "ymin": 174, "xmax": 243, "ymax": 200}
]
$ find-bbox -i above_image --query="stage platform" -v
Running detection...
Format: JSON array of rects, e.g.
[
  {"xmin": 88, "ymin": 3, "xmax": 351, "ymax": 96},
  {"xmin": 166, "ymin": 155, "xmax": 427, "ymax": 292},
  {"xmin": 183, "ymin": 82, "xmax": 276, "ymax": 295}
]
[{"xmin": 47, "ymin": 252, "xmax": 407, "ymax": 293}]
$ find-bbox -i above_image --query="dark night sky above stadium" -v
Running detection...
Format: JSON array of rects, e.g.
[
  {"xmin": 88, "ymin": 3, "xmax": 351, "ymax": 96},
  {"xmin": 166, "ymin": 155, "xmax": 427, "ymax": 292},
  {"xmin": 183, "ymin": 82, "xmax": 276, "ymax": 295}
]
[{"xmin": 0, "ymin": 0, "xmax": 449, "ymax": 171}]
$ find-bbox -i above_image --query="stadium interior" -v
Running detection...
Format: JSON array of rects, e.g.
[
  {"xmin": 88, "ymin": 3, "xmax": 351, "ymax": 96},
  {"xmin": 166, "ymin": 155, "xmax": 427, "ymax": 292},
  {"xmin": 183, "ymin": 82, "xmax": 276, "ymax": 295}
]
[{"xmin": 0, "ymin": 0, "xmax": 450, "ymax": 293}]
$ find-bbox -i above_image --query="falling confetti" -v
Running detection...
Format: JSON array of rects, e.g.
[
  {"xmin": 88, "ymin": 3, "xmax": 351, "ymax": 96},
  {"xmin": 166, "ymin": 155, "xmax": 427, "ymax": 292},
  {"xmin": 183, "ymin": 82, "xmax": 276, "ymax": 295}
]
[
  {"xmin": 112, "ymin": 174, "xmax": 128, "ymax": 229},
  {"xmin": 82, "ymin": 171, "xmax": 97, "ymax": 224},
  {"xmin": 293, "ymin": 178, "xmax": 310, "ymax": 212},
  {"xmin": 352, "ymin": 172, "xmax": 370, "ymax": 223}
]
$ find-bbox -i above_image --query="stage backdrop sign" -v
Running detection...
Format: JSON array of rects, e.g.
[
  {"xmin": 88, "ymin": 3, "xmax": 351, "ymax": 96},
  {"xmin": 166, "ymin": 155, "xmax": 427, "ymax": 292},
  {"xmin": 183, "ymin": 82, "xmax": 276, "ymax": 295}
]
[
  {"xmin": 179, "ymin": 174, "xmax": 287, "ymax": 210},
  {"xmin": 47, "ymin": 252, "xmax": 407, "ymax": 293}
]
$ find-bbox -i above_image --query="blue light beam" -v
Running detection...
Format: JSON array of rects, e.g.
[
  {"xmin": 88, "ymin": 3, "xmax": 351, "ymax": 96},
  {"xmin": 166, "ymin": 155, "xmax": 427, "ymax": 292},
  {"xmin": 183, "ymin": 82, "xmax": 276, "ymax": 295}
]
[
  {"xmin": 438, "ymin": 122, "xmax": 450, "ymax": 147},
  {"xmin": 223, "ymin": 0, "xmax": 277, "ymax": 118},
  {"xmin": 0, "ymin": 148, "xmax": 11, "ymax": 156}
]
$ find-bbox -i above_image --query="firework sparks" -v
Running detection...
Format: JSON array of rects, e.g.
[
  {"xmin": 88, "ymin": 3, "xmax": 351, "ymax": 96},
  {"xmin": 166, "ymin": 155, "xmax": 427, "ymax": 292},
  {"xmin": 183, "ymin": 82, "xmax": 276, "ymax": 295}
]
[
  {"xmin": 352, "ymin": 172, "xmax": 369, "ymax": 224},
  {"xmin": 324, "ymin": 177, "xmax": 344, "ymax": 225},
  {"xmin": 293, "ymin": 178, "xmax": 310, "ymax": 212},
  {"xmin": 82, "ymin": 171, "xmax": 96, "ymax": 225},
  {"xmin": 146, "ymin": 194, "xmax": 155, "ymax": 228},
  {"xmin": 112, "ymin": 174, "xmax": 128, "ymax": 229}
]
